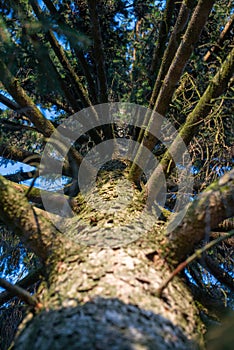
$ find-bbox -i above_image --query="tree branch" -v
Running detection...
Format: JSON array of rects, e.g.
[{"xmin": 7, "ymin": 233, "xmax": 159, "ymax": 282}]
[
  {"xmin": 129, "ymin": 0, "xmax": 216, "ymax": 182},
  {"xmin": 0, "ymin": 176, "xmax": 73, "ymax": 262},
  {"xmin": 0, "ymin": 278, "xmax": 40, "ymax": 308},
  {"xmin": 0, "ymin": 142, "xmax": 40, "ymax": 164},
  {"xmin": 0, "ymin": 267, "xmax": 43, "ymax": 306},
  {"xmin": 153, "ymin": 0, "xmax": 215, "ymax": 116},
  {"xmin": 87, "ymin": 0, "xmax": 108, "ymax": 103},
  {"xmin": 4, "ymin": 169, "xmax": 36, "ymax": 183},
  {"xmin": 166, "ymin": 169, "xmax": 234, "ymax": 263},
  {"xmin": 149, "ymin": 0, "xmax": 196, "ymax": 107},
  {"xmin": 0, "ymin": 58, "xmax": 55, "ymax": 137},
  {"xmin": 203, "ymin": 13, "xmax": 234, "ymax": 62},
  {"xmin": 156, "ymin": 229, "xmax": 234, "ymax": 297},
  {"xmin": 42, "ymin": 0, "xmax": 98, "ymax": 104},
  {"xmin": 0, "ymin": 57, "xmax": 87, "ymax": 169},
  {"xmin": 0, "ymin": 119, "xmax": 38, "ymax": 133},
  {"xmin": 0, "ymin": 93, "xmax": 20, "ymax": 111},
  {"xmin": 30, "ymin": 0, "xmax": 92, "ymax": 109},
  {"xmin": 146, "ymin": 45, "xmax": 234, "ymax": 192},
  {"xmin": 149, "ymin": 0, "xmax": 175, "ymax": 82},
  {"xmin": 200, "ymin": 254, "xmax": 234, "ymax": 291}
]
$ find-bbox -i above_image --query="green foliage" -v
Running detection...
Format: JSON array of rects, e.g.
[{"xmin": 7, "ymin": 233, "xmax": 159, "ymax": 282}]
[{"xmin": 0, "ymin": 1, "xmax": 233, "ymax": 347}]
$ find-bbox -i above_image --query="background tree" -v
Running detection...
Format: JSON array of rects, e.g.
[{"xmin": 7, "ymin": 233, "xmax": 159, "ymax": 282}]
[{"xmin": 0, "ymin": 0, "xmax": 233, "ymax": 349}]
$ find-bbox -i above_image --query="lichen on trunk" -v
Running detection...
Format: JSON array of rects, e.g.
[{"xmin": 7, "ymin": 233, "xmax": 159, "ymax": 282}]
[{"xmin": 10, "ymin": 167, "xmax": 205, "ymax": 350}]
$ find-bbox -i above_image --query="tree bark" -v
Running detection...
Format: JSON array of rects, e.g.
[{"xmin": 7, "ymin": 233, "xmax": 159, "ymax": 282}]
[
  {"xmin": 2, "ymin": 168, "xmax": 233, "ymax": 350},
  {"xmin": 11, "ymin": 243, "xmax": 204, "ymax": 350},
  {"xmin": 0, "ymin": 172, "xmax": 207, "ymax": 349}
]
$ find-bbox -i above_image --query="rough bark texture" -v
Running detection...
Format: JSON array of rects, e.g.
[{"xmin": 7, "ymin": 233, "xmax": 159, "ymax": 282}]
[
  {"xmin": 0, "ymin": 171, "xmax": 205, "ymax": 349},
  {"xmin": 12, "ymin": 243, "xmax": 204, "ymax": 350},
  {"xmin": 2, "ymin": 168, "xmax": 233, "ymax": 350}
]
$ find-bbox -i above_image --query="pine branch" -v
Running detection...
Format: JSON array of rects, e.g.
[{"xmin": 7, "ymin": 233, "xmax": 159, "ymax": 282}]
[
  {"xmin": 30, "ymin": 0, "xmax": 92, "ymax": 109},
  {"xmin": 42, "ymin": 0, "xmax": 98, "ymax": 104},
  {"xmin": 165, "ymin": 169, "xmax": 234, "ymax": 263},
  {"xmin": 145, "ymin": 46, "xmax": 234, "ymax": 193},
  {"xmin": 153, "ymin": 0, "xmax": 215, "ymax": 116},
  {"xmin": 0, "ymin": 277, "xmax": 41, "ymax": 308},
  {"xmin": 149, "ymin": 0, "xmax": 196, "ymax": 107},
  {"xmin": 149, "ymin": 0, "xmax": 175, "ymax": 82},
  {"xmin": 129, "ymin": 0, "xmax": 216, "ymax": 182},
  {"xmin": 156, "ymin": 229, "xmax": 234, "ymax": 297},
  {"xmin": 0, "ymin": 58, "xmax": 55, "ymax": 137},
  {"xmin": 87, "ymin": 0, "xmax": 108, "ymax": 104},
  {"xmin": 0, "ymin": 58, "xmax": 88, "ymax": 170}
]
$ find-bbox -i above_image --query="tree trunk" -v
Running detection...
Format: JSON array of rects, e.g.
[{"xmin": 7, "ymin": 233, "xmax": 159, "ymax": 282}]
[
  {"xmin": 12, "ymin": 240, "xmax": 204, "ymax": 350},
  {"xmin": 1, "ymin": 163, "xmax": 233, "ymax": 350},
  {"xmin": 3, "ymin": 167, "xmax": 233, "ymax": 349},
  {"xmin": 3, "ymin": 172, "xmax": 205, "ymax": 350}
]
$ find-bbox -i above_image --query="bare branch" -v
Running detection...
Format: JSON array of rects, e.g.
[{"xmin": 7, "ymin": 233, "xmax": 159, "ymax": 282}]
[
  {"xmin": 203, "ymin": 14, "xmax": 234, "ymax": 62},
  {"xmin": 0, "ymin": 277, "xmax": 40, "ymax": 308},
  {"xmin": 0, "ymin": 268, "xmax": 43, "ymax": 306}
]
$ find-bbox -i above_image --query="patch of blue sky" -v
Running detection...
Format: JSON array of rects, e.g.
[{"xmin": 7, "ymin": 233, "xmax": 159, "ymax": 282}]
[
  {"xmin": 0, "ymin": 157, "xmax": 35, "ymax": 175},
  {"xmin": 114, "ymin": 0, "xmax": 166, "ymax": 30},
  {"xmin": 38, "ymin": 104, "xmax": 58, "ymax": 121},
  {"xmin": 0, "ymin": 89, "xmax": 59, "ymax": 120},
  {"xmin": 21, "ymin": 174, "xmax": 70, "ymax": 191},
  {"xmin": 0, "ymin": 90, "xmax": 14, "ymax": 110},
  {"xmin": 0, "ymin": 247, "xmax": 28, "ymax": 293},
  {"xmin": 0, "ymin": 153, "xmax": 70, "ymax": 191}
]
